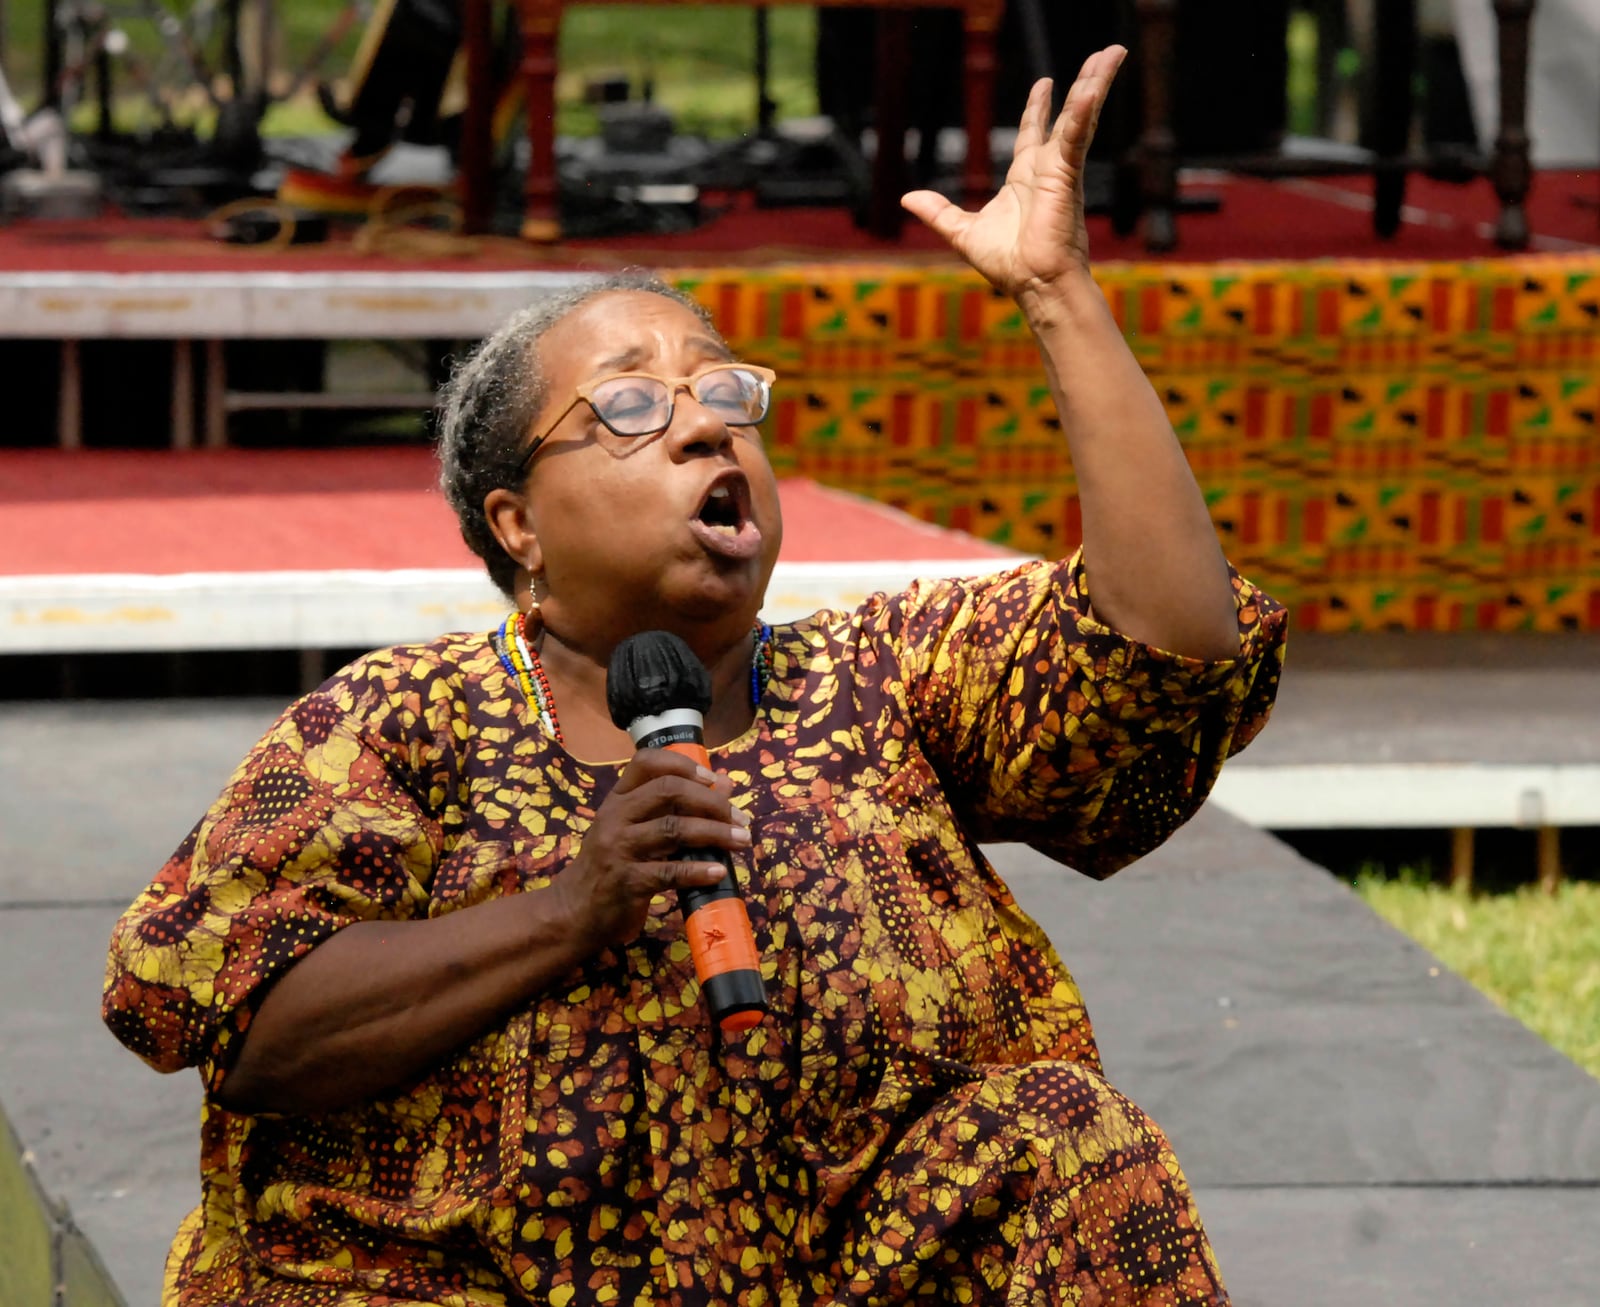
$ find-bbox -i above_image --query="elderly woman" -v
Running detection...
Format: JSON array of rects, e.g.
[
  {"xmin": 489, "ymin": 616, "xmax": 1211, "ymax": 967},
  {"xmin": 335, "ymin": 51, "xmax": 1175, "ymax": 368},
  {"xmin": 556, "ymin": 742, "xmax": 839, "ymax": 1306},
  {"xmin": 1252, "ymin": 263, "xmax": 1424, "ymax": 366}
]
[{"xmin": 104, "ymin": 48, "xmax": 1283, "ymax": 1306}]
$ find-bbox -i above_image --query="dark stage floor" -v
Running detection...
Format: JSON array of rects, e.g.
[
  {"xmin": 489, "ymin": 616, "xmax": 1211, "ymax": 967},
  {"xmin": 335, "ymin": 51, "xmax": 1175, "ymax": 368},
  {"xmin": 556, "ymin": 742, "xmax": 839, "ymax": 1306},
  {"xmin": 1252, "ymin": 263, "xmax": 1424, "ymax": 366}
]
[{"xmin": 2, "ymin": 650, "xmax": 1598, "ymax": 1303}]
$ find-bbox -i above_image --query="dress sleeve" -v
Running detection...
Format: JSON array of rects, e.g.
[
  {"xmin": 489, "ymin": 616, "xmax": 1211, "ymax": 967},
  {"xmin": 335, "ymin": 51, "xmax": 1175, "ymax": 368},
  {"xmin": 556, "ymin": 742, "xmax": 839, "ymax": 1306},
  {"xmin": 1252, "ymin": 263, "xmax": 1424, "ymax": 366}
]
[
  {"xmin": 101, "ymin": 673, "xmax": 445, "ymax": 1093},
  {"xmin": 878, "ymin": 550, "xmax": 1286, "ymax": 878}
]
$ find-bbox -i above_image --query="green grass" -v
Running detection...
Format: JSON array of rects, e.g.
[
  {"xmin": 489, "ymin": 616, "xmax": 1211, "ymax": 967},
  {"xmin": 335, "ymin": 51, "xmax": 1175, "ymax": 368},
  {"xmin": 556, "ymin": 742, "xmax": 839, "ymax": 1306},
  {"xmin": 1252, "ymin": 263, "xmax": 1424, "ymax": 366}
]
[
  {"xmin": 3, "ymin": 0, "xmax": 816, "ymax": 139},
  {"xmin": 1355, "ymin": 869, "xmax": 1600, "ymax": 1081}
]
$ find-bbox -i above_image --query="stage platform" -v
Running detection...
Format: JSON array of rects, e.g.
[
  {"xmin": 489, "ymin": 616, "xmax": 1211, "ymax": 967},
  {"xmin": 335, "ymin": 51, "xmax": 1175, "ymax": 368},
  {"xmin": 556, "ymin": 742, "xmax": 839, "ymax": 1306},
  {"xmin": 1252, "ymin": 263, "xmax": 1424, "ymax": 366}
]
[
  {"xmin": 6, "ymin": 145, "xmax": 1600, "ymax": 1302},
  {"xmin": 3, "ymin": 169, "xmax": 1600, "ymax": 631},
  {"xmin": 1210, "ymin": 629, "xmax": 1600, "ymax": 834},
  {"xmin": 5, "ymin": 441, "xmax": 1599, "ymax": 838},
  {"xmin": 3, "ymin": 695, "xmax": 1597, "ymax": 1306},
  {"xmin": 0, "ymin": 450, "xmax": 1020, "ymax": 652}
]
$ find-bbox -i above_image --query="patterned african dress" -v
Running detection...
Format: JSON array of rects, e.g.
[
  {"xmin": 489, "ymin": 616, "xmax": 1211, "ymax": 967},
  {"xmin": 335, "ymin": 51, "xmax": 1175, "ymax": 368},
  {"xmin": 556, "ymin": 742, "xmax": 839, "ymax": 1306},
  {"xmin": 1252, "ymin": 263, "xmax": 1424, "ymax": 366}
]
[{"xmin": 104, "ymin": 552, "xmax": 1285, "ymax": 1307}]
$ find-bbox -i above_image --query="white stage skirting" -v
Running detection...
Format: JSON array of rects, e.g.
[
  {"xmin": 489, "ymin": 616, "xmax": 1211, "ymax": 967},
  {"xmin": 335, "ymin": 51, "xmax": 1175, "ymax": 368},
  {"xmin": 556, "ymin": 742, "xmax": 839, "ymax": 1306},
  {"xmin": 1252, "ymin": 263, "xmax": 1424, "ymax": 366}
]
[
  {"xmin": 1210, "ymin": 761, "xmax": 1600, "ymax": 830},
  {"xmin": 10, "ymin": 561, "xmax": 1599, "ymax": 835},
  {"xmin": 1, "ymin": 271, "xmax": 592, "ymax": 340},
  {"xmin": 1, "ymin": 559, "xmax": 1016, "ymax": 655}
]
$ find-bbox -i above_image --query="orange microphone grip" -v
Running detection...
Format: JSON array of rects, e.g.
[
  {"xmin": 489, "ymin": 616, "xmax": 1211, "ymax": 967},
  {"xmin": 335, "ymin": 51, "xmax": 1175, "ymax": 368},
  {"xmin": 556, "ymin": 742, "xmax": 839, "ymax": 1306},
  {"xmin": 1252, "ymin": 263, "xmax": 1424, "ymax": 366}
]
[
  {"xmin": 685, "ymin": 899, "xmax": 764, "ymax": 1032},
  {"xmin": 665, "ymin": 739, "xmax": 764, "ymax": 1032},
  {"xmin": 664, "ymin": 740, "xmax": 712, "ymax": 769},
  {"xmin": 607, "ymin": 630, "xmax": 767, "ymax": 1033}
]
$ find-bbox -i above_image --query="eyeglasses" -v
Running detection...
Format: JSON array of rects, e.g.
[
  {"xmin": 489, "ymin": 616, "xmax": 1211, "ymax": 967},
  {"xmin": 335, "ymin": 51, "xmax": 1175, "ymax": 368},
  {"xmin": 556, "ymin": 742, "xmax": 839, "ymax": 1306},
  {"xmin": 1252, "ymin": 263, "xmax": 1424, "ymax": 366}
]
[{"xmin": 517, "ymin": 362, "xmax": 777, "ymax": 473}]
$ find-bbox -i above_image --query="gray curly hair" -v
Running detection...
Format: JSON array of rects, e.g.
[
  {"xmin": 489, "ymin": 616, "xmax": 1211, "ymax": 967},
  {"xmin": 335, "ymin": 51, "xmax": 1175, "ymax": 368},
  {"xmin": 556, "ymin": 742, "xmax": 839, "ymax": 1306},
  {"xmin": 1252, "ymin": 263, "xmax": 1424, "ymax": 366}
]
[{"xmin": 436, "ymin": 269, "xmax": 719, "ymax": 598}]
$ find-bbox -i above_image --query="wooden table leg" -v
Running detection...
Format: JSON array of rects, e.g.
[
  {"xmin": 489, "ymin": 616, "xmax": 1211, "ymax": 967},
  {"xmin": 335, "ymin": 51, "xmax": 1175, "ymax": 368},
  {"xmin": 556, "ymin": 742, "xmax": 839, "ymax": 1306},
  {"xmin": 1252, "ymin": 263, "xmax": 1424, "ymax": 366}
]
[
  {"xmin": 1371, "ymin": 0, "xmax": 1416, "ymax": 239},
  {"xmin": 171, "ymin": 339, "xmax": 195, "ymax": 450},
  {"xmin": 1450, "ymin": 826, "xmax": 1474, "ymax": 894},
  {"xmin": 754, "ymin": 6, "xmax": 776, "ymax": 136},
  {"xmin": 1490, "ymin": 0, "xmax": 1535, "ymax": 250},
  {"xmin": 459, "ymin": 0, "xmax": 495, "ymax": 235},
  {"xmin": 517, "ymin": 3, "xmax": 562, "ymax": 243},
  {"xmin": 960, "ymin": 13, "xmax": 1000, "ymax": 207},
  {"xmin": 204, "ymin": 338, "xmax": 228, "ymax": 449},
  {"xmin": 58, "ymin": 338, "xmax": 82, "ymax": 450},
  {"xmin": 1108, "ymin": 0, "xmax": 1142, "ymax": 237},
  {"xmin": 1537, "ymin": 826, "xmax": 1563, "ymax": 894},
  {"xmin": 1135, "ymin": 0, "xmax": 1178, "ymax": 252},
  {"xmin": 867, "ymin": 11, "xmax": 912, "ymax": 239}
]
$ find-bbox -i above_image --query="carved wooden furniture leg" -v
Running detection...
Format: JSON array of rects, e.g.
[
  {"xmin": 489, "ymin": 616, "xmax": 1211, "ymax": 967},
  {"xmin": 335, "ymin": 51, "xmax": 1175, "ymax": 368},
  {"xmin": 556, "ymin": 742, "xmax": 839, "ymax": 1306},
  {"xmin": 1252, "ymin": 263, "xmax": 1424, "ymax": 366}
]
[
  {"xmin": 1135, "ymin": 0, "xmax": 1178, "ymax": 252},
  {"xmin": 1107, "ymin": 0, "xmax": 1141, "ymax": 236},
  {"xmin": 1491, "ymin": 0, "xmax": 1535, "ymax": 250},
  {"xmin": 960, "ymin": 6, "xmax": 1002, "ymax": 206},
  {"xmin": 866, "ymin": 10, "xmax": 912, "ymax": 239},
  {"xmin": 1371, "ymin": 0, "xmax": 1416, "ymax": 239},
  {"xmin": 517, "ymin": 0, "xmax": 562, "ymax": 243},
  {"xmin": 459, "ymin": 0, "xmax": 495, "ymax": 235}
]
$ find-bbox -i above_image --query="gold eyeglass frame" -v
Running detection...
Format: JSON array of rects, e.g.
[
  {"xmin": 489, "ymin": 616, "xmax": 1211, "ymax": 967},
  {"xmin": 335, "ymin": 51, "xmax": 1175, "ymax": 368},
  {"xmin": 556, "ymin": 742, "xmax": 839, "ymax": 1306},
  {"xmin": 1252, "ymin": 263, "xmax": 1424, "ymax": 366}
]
[{"xmin": 516, "ymin": 362, "xmax": 779, "ymax": 474}]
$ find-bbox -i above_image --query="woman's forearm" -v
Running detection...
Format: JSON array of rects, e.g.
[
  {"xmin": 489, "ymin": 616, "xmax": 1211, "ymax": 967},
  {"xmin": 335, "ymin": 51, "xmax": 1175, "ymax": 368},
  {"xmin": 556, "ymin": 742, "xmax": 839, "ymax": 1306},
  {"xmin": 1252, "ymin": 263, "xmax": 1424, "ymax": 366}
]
[
  {"xmin": 1021, "ymin": 273, "xmax": 1239, "ymax": 661},
  {"xmin": 217, "ymin": 887, "xmax": 590, "ymax": 1116}
]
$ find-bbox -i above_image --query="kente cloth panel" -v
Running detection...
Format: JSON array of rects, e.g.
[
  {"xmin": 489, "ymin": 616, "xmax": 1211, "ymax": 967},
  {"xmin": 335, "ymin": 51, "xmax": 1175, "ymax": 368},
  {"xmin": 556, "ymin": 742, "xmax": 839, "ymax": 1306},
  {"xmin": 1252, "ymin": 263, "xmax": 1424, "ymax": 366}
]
[{"xmin": 671, "ymin": 256, "xmax": 1600, "ymax": 633}]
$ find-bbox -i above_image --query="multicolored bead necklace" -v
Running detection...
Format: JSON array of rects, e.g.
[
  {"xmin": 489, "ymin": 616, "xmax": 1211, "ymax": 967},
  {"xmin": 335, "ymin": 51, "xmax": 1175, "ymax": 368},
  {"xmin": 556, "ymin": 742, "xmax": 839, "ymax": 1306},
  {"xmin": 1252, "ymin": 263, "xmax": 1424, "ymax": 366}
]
[
  {"xmin": 495, "ymin": 612, "xmax": 773, "ymax": 746},
  {"xmin": 496, "ymin": 611, "xmax": 560, "ymax": 740}
]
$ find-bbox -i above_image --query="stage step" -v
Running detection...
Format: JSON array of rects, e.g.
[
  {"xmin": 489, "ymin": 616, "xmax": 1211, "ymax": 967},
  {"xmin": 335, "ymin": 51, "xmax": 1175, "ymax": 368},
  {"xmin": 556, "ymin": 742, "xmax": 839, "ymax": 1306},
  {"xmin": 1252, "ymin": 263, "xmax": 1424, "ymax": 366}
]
[
  {"xmin": 1212, "ymin": 761, "xmax": 1600, "ymax": 830},
  {"xmin": 0, "ymin": 560, "xmax": 1018, "ymax": 656}
]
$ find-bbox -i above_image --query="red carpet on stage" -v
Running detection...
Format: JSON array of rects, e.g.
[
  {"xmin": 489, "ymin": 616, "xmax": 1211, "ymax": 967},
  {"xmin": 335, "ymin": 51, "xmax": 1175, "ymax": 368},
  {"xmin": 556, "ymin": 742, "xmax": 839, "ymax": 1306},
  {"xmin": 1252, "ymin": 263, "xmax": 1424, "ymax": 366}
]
[
  {"xmin": 0, "ymin": 448, "xmax": 1019, "ymax": 577},
  {"xmin": 0, "ymin": 171, "xmax": 1594, "ymax": 274}
]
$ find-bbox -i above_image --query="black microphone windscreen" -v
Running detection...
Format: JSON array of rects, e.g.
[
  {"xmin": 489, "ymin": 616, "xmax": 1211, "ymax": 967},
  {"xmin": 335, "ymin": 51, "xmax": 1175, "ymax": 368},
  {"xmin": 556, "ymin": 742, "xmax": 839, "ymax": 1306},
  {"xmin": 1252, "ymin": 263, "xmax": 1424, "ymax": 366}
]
[{"xmin": 606, "ymin": 631, "xmax": 713, "ymax": 727}]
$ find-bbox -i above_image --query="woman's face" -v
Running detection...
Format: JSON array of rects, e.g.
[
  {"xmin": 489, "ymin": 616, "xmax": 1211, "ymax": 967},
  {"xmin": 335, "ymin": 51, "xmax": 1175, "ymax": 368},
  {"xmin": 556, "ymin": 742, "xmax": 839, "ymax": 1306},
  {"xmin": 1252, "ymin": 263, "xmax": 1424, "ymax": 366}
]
[{"xmin": 502, "ymin": 290, "xmax": 784, "ymax": 651}]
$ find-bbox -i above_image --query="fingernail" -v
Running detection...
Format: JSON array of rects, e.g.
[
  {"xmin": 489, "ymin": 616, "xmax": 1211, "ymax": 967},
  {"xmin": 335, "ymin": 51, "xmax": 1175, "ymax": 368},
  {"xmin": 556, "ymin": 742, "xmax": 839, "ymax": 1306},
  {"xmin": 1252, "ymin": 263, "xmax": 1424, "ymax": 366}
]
[
  {"xmin": 729, "ymin": 825, "xmax": 752, "ymax": 845},
  {"xmin": 730, "ymin": 806, "xmax": 752, "ymax": 828},
  {"xmin": 695, "ymin": 764, "xmax": 716, "ymax": 784}
]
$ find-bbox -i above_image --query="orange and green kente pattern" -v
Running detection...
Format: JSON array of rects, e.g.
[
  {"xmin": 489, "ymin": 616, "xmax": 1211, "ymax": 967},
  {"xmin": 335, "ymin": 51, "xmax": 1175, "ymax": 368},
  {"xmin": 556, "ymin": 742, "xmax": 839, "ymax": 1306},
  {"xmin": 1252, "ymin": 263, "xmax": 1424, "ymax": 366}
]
[{"xmin": 672, "ymin": 254, "xmax": 1600, "ymax": 632}]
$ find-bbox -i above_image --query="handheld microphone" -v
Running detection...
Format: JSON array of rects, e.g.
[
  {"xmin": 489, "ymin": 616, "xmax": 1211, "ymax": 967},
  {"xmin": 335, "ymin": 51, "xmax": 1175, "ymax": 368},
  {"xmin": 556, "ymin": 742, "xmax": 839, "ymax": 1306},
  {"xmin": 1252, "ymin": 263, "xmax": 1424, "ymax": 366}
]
[{"xmin": 606, "ymin": 631, "xmax": 767, "ymax": 1033}]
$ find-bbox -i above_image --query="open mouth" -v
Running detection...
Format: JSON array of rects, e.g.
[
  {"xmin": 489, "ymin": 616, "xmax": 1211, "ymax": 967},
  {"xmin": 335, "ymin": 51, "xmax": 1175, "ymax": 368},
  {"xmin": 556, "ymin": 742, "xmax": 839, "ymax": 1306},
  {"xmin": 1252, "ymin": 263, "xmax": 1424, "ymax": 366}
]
[
  {"xmin": 689, "ymin": 473, "xmax": 763, "ymax": 559},
  {"xmin": 698, "ymin": 479, "xmax": 745, "ymax": 532}
]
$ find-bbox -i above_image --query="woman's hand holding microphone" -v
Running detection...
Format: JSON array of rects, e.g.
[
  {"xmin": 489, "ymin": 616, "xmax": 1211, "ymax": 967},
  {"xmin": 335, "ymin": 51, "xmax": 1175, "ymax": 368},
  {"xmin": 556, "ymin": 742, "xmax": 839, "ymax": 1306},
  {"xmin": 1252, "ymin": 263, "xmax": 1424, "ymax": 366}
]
[{"xmin": 552, "ymin": 748, "xmax": 751, "ymax": 956}]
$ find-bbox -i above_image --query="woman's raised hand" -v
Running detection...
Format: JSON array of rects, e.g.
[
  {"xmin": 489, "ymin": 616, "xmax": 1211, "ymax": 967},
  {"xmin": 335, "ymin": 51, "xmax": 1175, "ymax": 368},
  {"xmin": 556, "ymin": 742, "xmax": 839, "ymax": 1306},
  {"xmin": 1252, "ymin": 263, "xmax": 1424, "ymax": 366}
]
[
  {"xmin": 553, "ymin": 750, "xmax": 751, "ymax": 954},
  {"xmin": 902, "ymin": 47, "xmax": 1127, "ymax": 302}
]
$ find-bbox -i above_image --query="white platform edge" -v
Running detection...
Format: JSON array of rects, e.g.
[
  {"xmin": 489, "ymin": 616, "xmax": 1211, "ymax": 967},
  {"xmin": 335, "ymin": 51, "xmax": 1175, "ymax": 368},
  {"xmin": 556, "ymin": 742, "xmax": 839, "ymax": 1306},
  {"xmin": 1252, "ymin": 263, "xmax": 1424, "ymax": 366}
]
[
  {"xmin": 1210, "ymin": 762, "xmax": 1600, "ymax": 829},
  {"xmin": 2, "ymin": 271, "xmax": 601, "ymax": 339},
  {"xmin": 1, "ymin": 559, "xmax": 1016, "ymax": 654},
  {"xmin": 17, "ymin": 565, "xmax": 1595, "ymax": 831}
]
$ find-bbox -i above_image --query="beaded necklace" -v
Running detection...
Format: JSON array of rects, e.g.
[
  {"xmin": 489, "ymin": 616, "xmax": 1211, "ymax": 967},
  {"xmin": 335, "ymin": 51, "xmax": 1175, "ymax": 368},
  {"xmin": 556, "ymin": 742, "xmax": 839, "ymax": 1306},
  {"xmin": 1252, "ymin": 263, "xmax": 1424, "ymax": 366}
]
[{"xmin": 494, "ymin": 612, "xmax": 773, "ymax": 747}]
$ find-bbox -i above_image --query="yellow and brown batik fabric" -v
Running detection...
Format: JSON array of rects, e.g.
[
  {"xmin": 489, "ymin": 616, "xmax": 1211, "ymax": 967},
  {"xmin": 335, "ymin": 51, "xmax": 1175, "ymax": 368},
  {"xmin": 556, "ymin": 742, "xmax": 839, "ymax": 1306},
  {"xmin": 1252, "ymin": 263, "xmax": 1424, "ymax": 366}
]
[
  {"xmin": 104, "ymin": 554, "xmax": 1285, "ymax": 1306},
  {"xmin": 672, "ymin": 254, "xmax": 1600, "ymax": 631}
]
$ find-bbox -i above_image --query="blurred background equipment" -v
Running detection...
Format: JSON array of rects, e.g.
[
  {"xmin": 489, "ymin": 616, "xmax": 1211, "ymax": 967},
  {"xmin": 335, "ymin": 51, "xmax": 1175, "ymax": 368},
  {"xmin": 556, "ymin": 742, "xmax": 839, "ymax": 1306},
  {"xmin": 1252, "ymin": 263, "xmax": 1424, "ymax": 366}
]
[
  {"xmin": 486, "ymin": 0, "xmax": 1006, "ymax": 241},
  {"xmin": 34, "ymin": 0, "xmax": 279, "ymax": 203},
  {"xmin": 0, "ymin": 42, "xmax": 100, "ymax": 214},
  {"xmin": 1114, "ymin": 0, "xmax": 1537, "ymax": 251},
  {"xmin": 1452, "ymin": 0, "xmax": 1600, "ymax": 165},
  {"xmin": 0, "ymin": 0, "xmax": 1565, "ymax": 245},
  {"xmin": 315, "ymin": 0, "xmax": 462, "ymax": 166}
]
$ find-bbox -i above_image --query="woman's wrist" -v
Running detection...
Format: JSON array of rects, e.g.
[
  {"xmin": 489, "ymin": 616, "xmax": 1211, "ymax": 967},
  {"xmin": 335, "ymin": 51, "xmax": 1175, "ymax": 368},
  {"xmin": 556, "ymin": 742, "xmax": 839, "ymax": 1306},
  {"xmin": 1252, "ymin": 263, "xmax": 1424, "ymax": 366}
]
[
  {"xmin": 522, "ymin": 873, "xmax": 600, "ymax": 977},
  {"xmin": 1015, "ymin": 265, "xmax": 1103, "ymax": 335}
]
